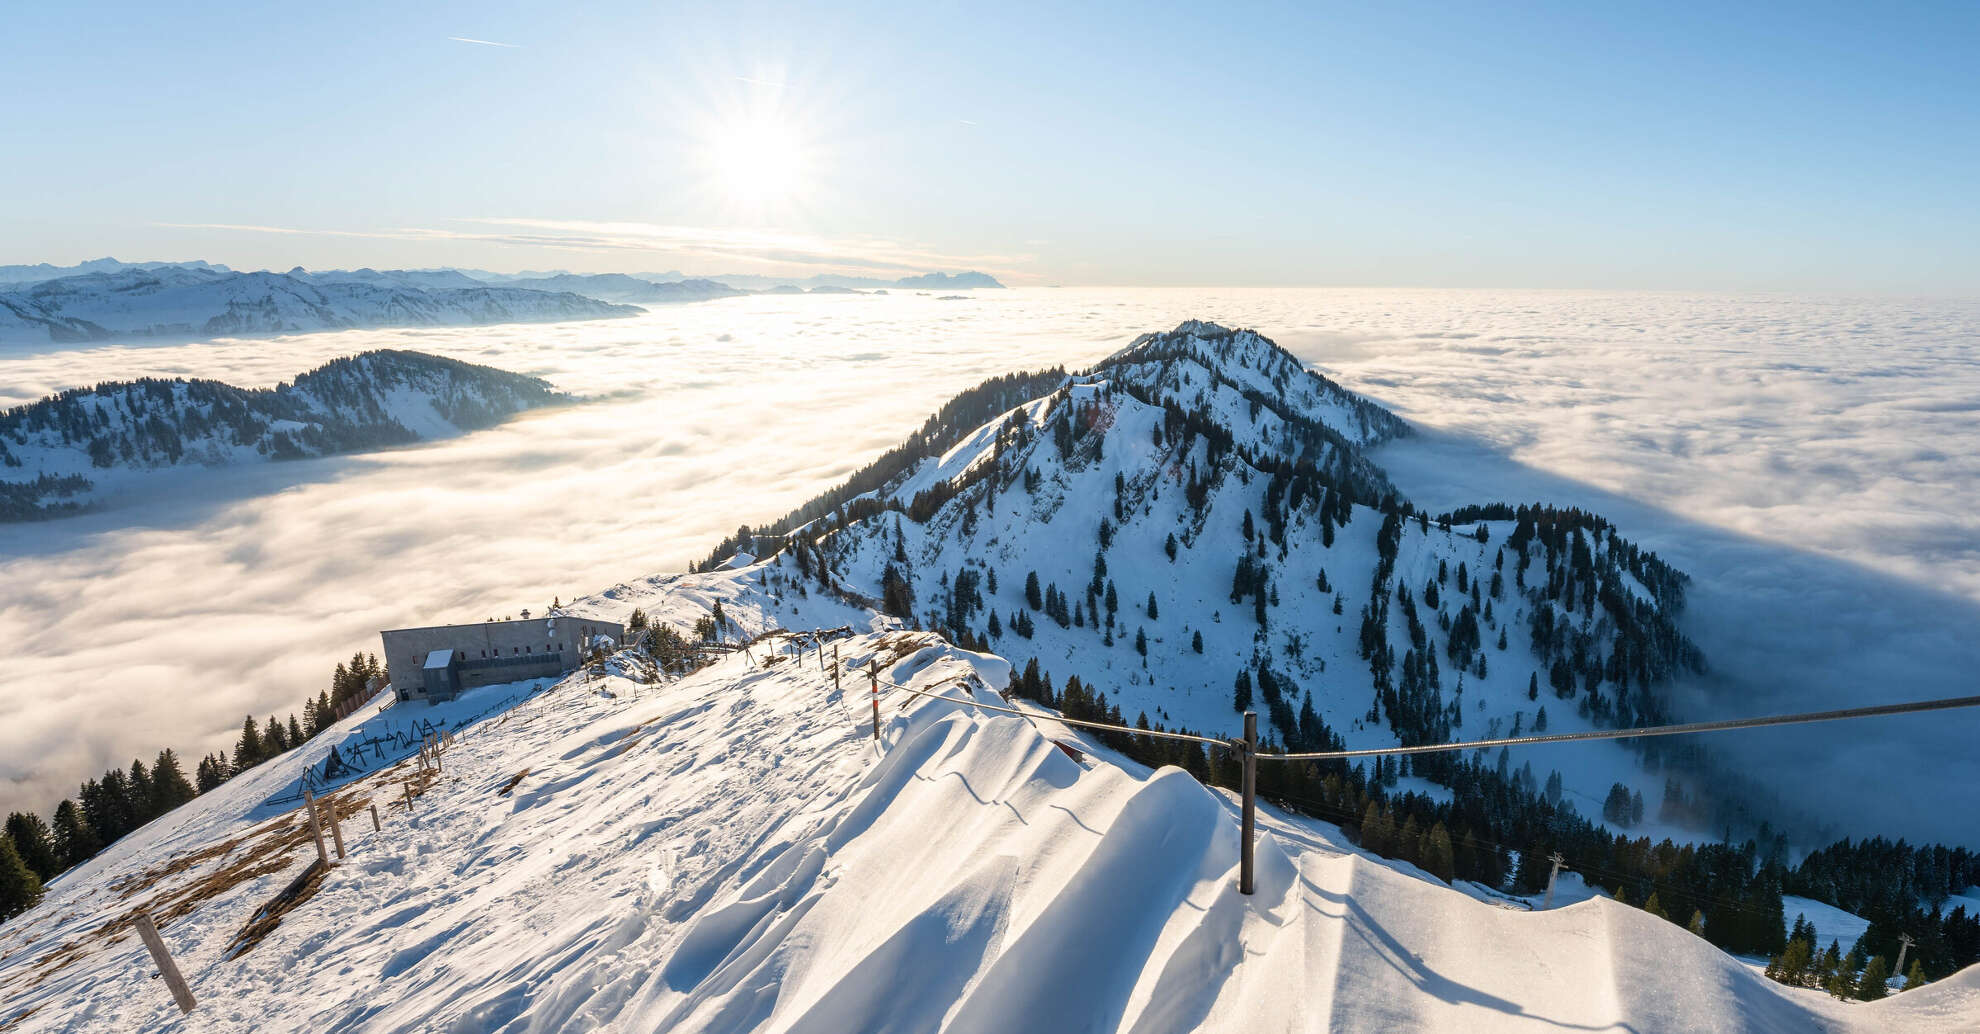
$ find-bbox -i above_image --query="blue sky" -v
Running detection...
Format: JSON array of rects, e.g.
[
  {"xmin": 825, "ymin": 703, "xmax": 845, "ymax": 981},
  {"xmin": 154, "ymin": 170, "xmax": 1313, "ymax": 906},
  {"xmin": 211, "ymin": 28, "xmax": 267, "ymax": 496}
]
[{"xmin": 4, "ymin": 0, "xmax": 1975, "ymax": 290}]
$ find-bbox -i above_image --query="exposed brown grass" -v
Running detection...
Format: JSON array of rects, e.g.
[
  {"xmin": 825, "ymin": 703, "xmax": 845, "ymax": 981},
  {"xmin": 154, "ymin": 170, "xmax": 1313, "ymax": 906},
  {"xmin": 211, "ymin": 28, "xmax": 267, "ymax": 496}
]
[
  {"xmin": 223, "ymin": 859, "xmax": 330, "ymax": 959},
  {"xmin": 0, "ymin": 786, "xmax": 383, "ymax": 1002},
  {"xmin": 497, "ymin": 768, "xmax": 532, "ymax": 797}
]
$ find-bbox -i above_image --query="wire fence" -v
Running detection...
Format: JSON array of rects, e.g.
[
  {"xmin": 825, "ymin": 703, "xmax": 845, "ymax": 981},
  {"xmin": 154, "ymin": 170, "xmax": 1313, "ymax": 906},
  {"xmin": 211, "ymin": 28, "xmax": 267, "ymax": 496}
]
[
  {"xmin": 866, "ymin": 662, "xmax": 1980, "ymax": 766},
  {"xmin": 810, "ymin": 630, "xmax": 1980, "ymax": 902},
  {"xmin": 1262, "ymin": 694, "xmax": 1980, "ymax": 761}
]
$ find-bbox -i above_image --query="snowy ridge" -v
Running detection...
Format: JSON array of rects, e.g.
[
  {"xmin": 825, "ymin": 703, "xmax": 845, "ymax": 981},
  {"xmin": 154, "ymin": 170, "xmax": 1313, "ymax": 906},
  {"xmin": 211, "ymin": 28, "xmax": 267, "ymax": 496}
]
[
  {"xmin": 748, "ymin": 322, "xmax": 1700, "ymax": 833},
  {"xmin": 0, "ymin": 350, "xmax": 566, "ymax": 519},
  {"xmin": 1103, "ymin": 319, "xmax": 1409, "ymax": 448},
  {"xmin": 1, "ymin": 628, "xmax": 1969, "ymax": 1031},
  {"xmin": 0, "ymin": 267, "xmax": 639, "ymax": 345}
]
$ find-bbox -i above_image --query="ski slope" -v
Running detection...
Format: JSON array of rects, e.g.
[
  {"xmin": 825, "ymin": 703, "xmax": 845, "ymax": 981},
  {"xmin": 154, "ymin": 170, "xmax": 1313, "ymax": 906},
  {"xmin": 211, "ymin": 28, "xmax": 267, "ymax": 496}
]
[{"xmin": 2, "ymin": 629, "xmax": 1970, "ymax": 1032}]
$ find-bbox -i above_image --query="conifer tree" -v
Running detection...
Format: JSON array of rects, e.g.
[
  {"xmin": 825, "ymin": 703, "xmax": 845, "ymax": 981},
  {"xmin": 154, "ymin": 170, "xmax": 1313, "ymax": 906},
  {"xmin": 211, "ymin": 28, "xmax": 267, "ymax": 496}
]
[
  {"xmin": 3, "ymin": 813, "xmax": 60, "ymax": 883},
  {"xmin": 1146, "ymin": 592, "xmax": 1158, "ymax": 619},
  {"xmin": 1644, "ymin": 892, "xmax": 1669, "ymax": 921},
  {"xmin": 234, "ymin": 715, "xmax": 264, "ymax": 771},
  {"xmin": 1856, "ymin": 955, "xmax": 1890, "ymax": 1001},
  {"xmin": 1903, "ymin": 958, "xmax": 1928, "ymax": 990},
  {"xmin": 50, "ymin": 799, "xmax": 99, "ymax": 869},
  {"xmin": 196, "ymin": 754, "xmax": 227, "ymax": 792},
  {"xmin": 1359, "ymin": 801, "xmax": 1388, "ymax": 855},
  {"xmin": 150, "ymin": 750, "xmax": 195, "ymax": 815},
  {"xmin": 1424, "ymin": 822, "xmax": 1456, "ymax": 882},
  {"xmin": 1688, "ymin": 910, "xmax": 1707, "ymax": 937},
  {"xmin": 126, "ymin": 759, "xmax": 153, "ymax": 823},
  {"xmin": 1396, "ymin": 815, "xmax": 1421, "ymax": 866},
  {"xmin": 0, "ymin": 833, "xmax": 44, "ymax": 921},
  {"xmin": 1192, "ymin": 630, "xmax": 1203, "ymax": 653},
  {"xmin": 1768, "ymin": 936, "xmax": 1813, "ymax": 986}
]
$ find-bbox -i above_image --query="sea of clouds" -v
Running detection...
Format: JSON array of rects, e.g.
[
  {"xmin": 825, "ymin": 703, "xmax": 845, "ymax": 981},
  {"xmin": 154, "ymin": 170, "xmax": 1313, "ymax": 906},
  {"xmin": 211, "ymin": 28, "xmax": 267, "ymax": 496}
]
[{"xmin": 3, "ymin": 288, "xmax": 1976, "ymax": 843}]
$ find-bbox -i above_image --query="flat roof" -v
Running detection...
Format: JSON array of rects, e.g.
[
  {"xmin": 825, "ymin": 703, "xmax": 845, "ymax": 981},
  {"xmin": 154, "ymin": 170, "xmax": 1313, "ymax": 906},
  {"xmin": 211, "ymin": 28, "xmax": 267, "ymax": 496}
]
[{"xmin": 380, "ymin": 616, "xmax": 624, "ymax": 636}]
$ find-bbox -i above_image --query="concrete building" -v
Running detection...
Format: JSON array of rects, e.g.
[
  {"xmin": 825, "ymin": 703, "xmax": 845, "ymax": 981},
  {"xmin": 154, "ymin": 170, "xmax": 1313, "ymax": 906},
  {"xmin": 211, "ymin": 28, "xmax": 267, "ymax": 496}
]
[{"xmin": 379, "ymin": 614, "xmax": 624, "ymax": 703}]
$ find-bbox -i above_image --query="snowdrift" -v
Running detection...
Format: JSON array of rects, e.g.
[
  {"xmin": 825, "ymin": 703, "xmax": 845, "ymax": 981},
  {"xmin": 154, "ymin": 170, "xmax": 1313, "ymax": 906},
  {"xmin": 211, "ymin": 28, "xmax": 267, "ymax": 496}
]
[{"xmin": 1, "ymin": 633, "xmax": 1971, "ymax": 1032}]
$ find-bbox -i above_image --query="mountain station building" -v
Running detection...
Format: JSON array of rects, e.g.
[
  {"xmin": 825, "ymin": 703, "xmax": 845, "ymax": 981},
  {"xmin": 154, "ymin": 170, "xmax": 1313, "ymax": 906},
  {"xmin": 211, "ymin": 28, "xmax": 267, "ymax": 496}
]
[{"xmin": 380, "ymin": 612, "xmax": 624, "ymax": 703}]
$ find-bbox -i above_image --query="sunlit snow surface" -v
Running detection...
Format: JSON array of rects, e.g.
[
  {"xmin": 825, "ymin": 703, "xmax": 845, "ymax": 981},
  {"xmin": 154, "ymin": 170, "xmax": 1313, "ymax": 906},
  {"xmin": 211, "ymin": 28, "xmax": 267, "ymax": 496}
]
[
  {"xmin": 3, "ymin": 288, "xmax": 1978, "ymax": 842},
  {"xmin": 2, "ymin": 633, "xmax": 1973, "ymax": 1032}
]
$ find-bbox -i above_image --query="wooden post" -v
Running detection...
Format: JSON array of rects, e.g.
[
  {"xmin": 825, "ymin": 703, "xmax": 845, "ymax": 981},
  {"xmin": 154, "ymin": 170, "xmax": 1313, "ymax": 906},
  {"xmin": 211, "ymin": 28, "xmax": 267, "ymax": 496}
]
[
  {"xmin": 831, "ymin": 644, "xmax": 842, "ymax": 696},
  {"xmin": 369, "ymin": 803, "xmax": 382, "ymax": 832},
  {"xmin": 132, "ymin": 913, "xmax": 196, "ymax": 1014},
  {"xmin": 302, "ymin": 790, "xmax": 330, "ymax": 867},
  {"xmin": 1239, "ymin": 711, "xmax": 1257, "ymax": 896},
  {"xmin": 403, "ymin": 780, "xmax": 415, "ymax": 811},
  {"xmin": 868, "ymin": 662, "xmax": 881, "ymax": 742},
  {"xmin": 326, "ymin": 797, "xmax": 347, "ymax": 860}
]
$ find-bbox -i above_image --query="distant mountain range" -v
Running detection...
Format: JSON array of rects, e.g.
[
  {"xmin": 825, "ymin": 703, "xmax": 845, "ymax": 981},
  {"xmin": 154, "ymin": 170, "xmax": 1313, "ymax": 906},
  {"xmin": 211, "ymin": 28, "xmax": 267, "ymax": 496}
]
[
  {"xmin": 494, "ymin": 274, "xmax": 746, "ymax": 305},
  {"xmin": 0, "ymin": 349, "xmax": 567, "ymax": 520},
  {"xmin": 0, "ymin": 266, "xmax": 638, "ymax": 346},
  {"xmin": 0, "ymin": 260, "xmax": 1006, "ymax": 345}
]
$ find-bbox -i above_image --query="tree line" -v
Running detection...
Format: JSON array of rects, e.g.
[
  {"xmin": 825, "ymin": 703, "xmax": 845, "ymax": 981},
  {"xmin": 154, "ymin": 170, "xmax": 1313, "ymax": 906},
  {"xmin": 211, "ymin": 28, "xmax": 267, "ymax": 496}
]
[{"xmin": 0, "ymin": 652, "xmax": 384, "ymax": 924}]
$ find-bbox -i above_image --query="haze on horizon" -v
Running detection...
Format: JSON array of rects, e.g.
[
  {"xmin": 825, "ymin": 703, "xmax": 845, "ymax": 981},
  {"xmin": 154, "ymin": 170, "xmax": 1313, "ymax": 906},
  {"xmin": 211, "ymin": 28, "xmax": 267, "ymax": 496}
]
[{"xmin": 3, "ymin": 1, "xmax": 1976, "ymax": 293}]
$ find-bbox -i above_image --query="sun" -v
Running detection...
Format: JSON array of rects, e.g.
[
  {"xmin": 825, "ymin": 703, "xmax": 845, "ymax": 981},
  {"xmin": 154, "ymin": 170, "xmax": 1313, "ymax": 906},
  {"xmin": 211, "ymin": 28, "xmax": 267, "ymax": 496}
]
[{"xmin": 703, "ymin": 116, "xmax": 812, "ymax": 212}]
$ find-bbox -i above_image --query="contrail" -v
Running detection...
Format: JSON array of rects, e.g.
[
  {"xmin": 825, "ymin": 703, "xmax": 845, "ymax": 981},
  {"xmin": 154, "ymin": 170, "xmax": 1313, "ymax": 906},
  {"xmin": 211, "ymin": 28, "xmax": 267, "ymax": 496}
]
[{"xmin": 449, "ymin": 36, "xmax": 519, "ymax": 48}]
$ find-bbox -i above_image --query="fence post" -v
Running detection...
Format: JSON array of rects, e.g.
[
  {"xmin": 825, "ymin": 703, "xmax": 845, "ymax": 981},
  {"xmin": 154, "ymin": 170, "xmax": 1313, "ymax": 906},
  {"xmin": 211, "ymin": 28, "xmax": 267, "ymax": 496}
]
[
  {"xmin": 325, "ymin": 796, "xmax": 347, "ymax": 860},
  {"xmin": 132, "ymin": 912, "xmax": 196, "ymax": 1015},
  {"xmin": 302, "ymin": 790, "xmax": 330, "ymax": 867},
  {"xmin": 1239, "ymin": 710, "xmax": 1257, "ymax": 896},
  {"xmin": 832, "ymin": 644, "xmax": 841, "ymax": 695},
  {"xmin": 869, "ymin": 662, "xmax": 881, "ymax": 742},
  {"xmin": 369, "ymin": 803, "xmax": 382, "ymax": 833},
  {"xmin": 403, "ymin": 780, "xmax": 415, "ymax": 811}
]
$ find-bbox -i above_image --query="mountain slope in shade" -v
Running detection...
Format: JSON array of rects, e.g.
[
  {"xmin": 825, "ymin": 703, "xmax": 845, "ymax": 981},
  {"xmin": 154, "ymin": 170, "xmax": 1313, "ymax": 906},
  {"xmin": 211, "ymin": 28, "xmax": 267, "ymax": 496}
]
[
  {"xmin": 0, "ymin": 629, "xmax": 1968, "ymax": 1032},
  {"xmin": 0, "ymin": 267, "xmax": 639, "ymax": 345},
  {"xmin": 0, "ymin": 350, "xmax": 567, "ymax": 520}
]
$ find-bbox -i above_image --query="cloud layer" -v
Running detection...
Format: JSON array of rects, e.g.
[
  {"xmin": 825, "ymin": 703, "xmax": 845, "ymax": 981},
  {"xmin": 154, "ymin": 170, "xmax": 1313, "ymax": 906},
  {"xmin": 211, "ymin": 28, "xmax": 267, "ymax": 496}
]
[{"xmin": 3, "ymin": 288, "xmax": 1976, "ymax": 842}]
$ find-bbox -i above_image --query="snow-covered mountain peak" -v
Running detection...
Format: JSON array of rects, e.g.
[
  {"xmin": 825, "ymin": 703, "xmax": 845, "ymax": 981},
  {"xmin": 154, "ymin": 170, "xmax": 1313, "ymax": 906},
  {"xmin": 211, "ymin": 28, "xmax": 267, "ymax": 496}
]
[{"xmin": 1093, "ymin": 321, "xmax": 1409, "ymax": 449}]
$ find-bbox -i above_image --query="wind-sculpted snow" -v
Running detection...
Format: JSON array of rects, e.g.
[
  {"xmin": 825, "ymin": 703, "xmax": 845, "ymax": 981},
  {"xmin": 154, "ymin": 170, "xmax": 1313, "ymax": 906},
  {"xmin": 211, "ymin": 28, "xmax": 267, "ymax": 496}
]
[{"xmin": 1, "ymin": 632, "xmax": 1968, "ymax": 1031}]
